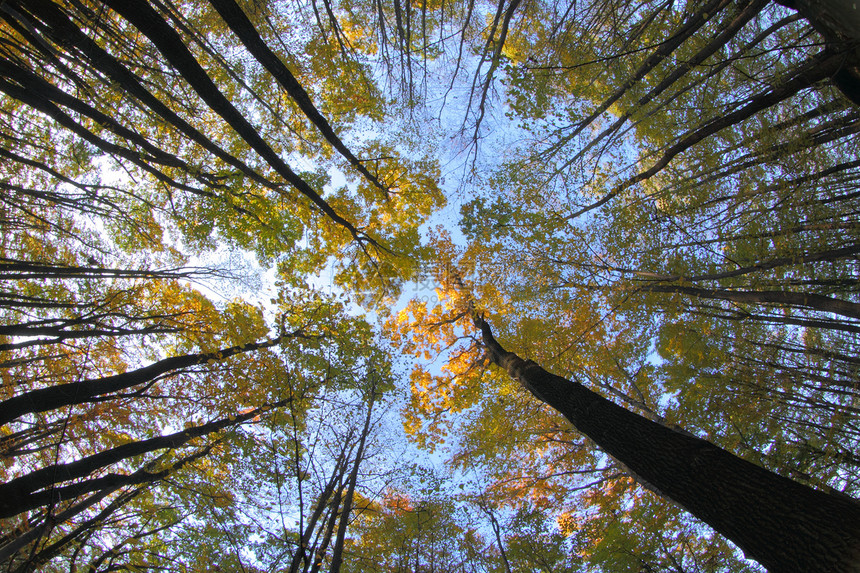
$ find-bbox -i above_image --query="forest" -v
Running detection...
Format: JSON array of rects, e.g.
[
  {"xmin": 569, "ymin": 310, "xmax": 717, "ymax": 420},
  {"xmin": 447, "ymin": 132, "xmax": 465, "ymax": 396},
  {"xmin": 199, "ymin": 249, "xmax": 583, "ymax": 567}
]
[{"xmin": 1, "ymin": 0, "xmax": 859, "ymax": 571}]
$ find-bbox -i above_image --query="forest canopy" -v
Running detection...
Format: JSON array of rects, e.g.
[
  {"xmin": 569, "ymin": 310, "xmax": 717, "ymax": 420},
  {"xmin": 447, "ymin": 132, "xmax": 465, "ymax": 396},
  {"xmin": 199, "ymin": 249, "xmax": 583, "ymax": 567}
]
[{"xmin": 1, "ymin": 0, "xmax": 859, "ymax": 571}]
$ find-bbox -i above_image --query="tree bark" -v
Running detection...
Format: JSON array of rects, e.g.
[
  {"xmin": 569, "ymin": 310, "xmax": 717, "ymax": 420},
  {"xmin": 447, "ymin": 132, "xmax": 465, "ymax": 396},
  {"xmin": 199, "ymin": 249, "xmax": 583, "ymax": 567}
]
[
  {"xmin": 0, "ymin": 399, "xmax": 286, "ymax": 518},
  {"xmin": 308, "ymin": 489, "xmax": 344, "ymax": 573},
  {"xmin": 99, "ymin": 0, "xmax": 367, "ymax": 243},
  {"xmin": 7, "ymin": 488, "xmax": 146, "ymax": 573},
  {"xmin": 0, "ymin": 483, "xmax": 123, "ymax": 564},
  {"xmin": 8, "ymin": 0, "xmax": 287, "ymax": 196},
  {"xmin": 205, "ymin": 0, "xmax": 388, "ymax": 194},
  {"xmin": 637, "ymin": 284, "xmax": 860, "ymax": 320},
  {"xmin": 329, "ymin": 380, "xmax": 377, "ymax": 573},
  {"xmin": 474, "ymin": 315, "xmax": 860, "ymax": 573},
  {"xmin": 567, "ymin": 49, "xmax": 846, "ymax": 220},
  {"xmin": 0, "ymin": 334, "xmax": 294, "ymax": 425},
  {"xmin": 560, "ymin": 0, "xmax": 733, "ymax": 146},
  {"xmin": 562, "ymin": 0, "xmax": 768, "ymax": 173},
  {"xmin": 288, "ymin": 448, "xmax": 350, "ymax": 573},
  {"xmin": 777, "ymin": 0, "xmax": 860, "ymax": 105}
]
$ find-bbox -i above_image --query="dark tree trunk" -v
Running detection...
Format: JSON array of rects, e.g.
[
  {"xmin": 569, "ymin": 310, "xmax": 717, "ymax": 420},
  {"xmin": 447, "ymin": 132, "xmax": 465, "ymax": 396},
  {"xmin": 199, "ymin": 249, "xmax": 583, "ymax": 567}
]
[
  {"xmin": 7, "ymin": 0, "xmax": 285, "ymax": 194},
  {"xmin": 0, "ymin": 334, "xmax": 292, "ymax": 425},
  {"xmin": 308, "ymin": 489, "xmax": 344, "ymax": 573},
  {"xmin": 568, "ymin": 49, "xmax": 846, "ymax": 220},
  {"xmin": 205, "ymin": 0, "xmax": 388, "ymax": 193},
  {"xmin": 776, "ymin": 0, "xmax": 860, "ymax": 105},
  {"xmin": 474, "ymin": 316, "xmax": 860, "ymax": 573},
  {"xmin": 288, "ymin": 447, "xmax": 350, "ymax": 573},
  {"xmin": 0, "ymin": 398, "xmax": 288, "ymax": 518},
  {"xmin": 329, "ymin": 381, "xmax": 377, "ymax": 573},
  {"xmin": 7, "ymin": 488, "xmax": 146, "ymax": 573},
  {"xmin": 637, "ymin": 284, "xmax": 860, "ymax": 320},
  {"xmin": 98, "ymin": 0, "xmax": 365, "ymax": 241}
]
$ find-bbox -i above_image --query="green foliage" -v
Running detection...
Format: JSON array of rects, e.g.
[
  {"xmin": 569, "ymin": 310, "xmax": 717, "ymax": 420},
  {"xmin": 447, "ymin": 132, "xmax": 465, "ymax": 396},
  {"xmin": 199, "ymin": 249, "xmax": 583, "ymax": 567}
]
[{"xmin": 3, "ymin": 0, "xmax": 860, "ymax": 571}]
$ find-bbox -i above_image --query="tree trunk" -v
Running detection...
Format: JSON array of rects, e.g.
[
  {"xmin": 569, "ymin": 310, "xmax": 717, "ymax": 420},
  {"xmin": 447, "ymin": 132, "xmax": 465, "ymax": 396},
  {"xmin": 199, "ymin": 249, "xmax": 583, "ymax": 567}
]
[
  {"xmin": 567, "ymin": 49, "xmax": 845, "ymax": 219},
  {"xmin": 99, "ymin": 0, "xmax": 364, "ymax": 241},
  {"xmin": 0, "ymin": 335, "xmax": 290, "ymax": 425},
  {"xmin": 329, "ymin": 380, "xmax": 377, "ymax": 573},
  {"xmin": 206, "ymin": 0, "xmax": 388, "ymax": 193},
  {"xmin": 637, "ymin": 284, "xmax": 860, "ymax": 320},
  {"xmin": 0, "ymin": 445, "xmax": 210, "ymax": 563},
  {"xmin": 288, "ymin": 448, "xmax": 350, "ymax": 573},
  {"xmin": 308, "ymin": 490, "xmax": 344, "ymax": 573},
  {"xmin": 9, "ymin": 0, "xmax": 289, "ymax": 197},
  {"xmin": 777, "ymin": 0, "xmax": 860, "ymax": 105},
  {"xmin": 7, "ymin": 488, "xmax": 146, "ymax": 573},
  {"xmin": 474, "ymin": 316, "xmax": 860, "ymax": 573},
  {"xmin": 0, "ymin": 398, "xmax": 287, "ymax": 518}
]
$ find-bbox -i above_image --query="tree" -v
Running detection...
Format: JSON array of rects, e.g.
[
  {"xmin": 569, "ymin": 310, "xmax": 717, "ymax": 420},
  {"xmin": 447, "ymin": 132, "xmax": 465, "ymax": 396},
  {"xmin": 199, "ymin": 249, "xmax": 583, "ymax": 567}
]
[
  {"xmin": 345, "ymin": 490, "xmax": 489, "ymax": 572},
  {"xmin": 396, "ymin": 0, "xmax": 860, "ymax": 528},
  {"xmin": 472, "ymin": 313, "xmax": 860, "ymax": 573},
  {"xmin": 426, "ymin": 0, "xmax": 860, "ymax": 568},
  {"xmin": 776, "ymin": 0, "xmax": 860, "ymax": 104},
  {"xmin": 0, "ymin": 0, "xmax": 434, "ymax": 566},
  {"xmin": 4, "ymin": 0, "xmax": 860, "ymax": 570}
]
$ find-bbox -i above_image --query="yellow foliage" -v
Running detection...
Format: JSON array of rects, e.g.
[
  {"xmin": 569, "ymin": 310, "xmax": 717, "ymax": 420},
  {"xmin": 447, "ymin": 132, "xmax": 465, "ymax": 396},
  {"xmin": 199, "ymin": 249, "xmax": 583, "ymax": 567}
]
[{"xmin": 557, "ymin": 511, "xmax": 581, "ymax": 536}]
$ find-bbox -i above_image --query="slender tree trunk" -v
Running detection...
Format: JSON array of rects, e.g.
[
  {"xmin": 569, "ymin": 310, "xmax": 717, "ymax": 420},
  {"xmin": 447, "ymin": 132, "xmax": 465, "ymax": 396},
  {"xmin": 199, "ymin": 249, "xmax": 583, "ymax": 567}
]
[
  {"xmin": 205, "ymin": 0, "xmax": 388, "ymax": 193},
  {"xmin": 0, "ymin": 259, "xmax": 199, "ymax": 281},
  {"xmin": 9, "ymin": 0, "xmax": 288, "ymax": 195},
  {"xmin": 0, "ymin": 332, "xmax": 305, "ymax": 425},
  {"xmin": 329, "ymin": 381, "xmax": 377, "ymax": 573},
  {"xmin": 597, "ymin": 243, "xmax": 860, "ymax": 283},
  {"xmin": 8, "ymin": 488, "xmax": 146, "ymax": 573},
  {"xmin": 99, "ymin": 0, "xmax": 365, "ymax": 242},
  {"xmin": 474, "ymin": 315, "xmax": 860, "ymax": 573},
  {"xmin": 560, "ymin": 0, "xmax": 733, "ymax": 146},
  {"xmin": 288, "ymin": 449, "xmax": 350, "ymax": 573},
  {"xmin": 0, "ymin": 444, "xmax": 209, "ymax": 563},
  {"xmin": 564, "ymin": 0, "xmax": 767, "ymax": 172},
  {"xmin": 477, "ymin": 501, "xmax": 512, "ymax": 573},
  {"xmin": 567, "ymin": 49, "xmax": 846, "ymax": 219},
  {"xmin": 0, "ymin": 484, "xmax": 123, "ymax": 564},
  {"xmin": 637, "ymin": 284, "xmax": 860, "ymax": 320},
  {"xmin": 308, "ymin": 489, "xmax": 344, "ymax": 573},
  {"xmin": 0, "ymin": 398, "xmax": 287, "ymax": 518}
]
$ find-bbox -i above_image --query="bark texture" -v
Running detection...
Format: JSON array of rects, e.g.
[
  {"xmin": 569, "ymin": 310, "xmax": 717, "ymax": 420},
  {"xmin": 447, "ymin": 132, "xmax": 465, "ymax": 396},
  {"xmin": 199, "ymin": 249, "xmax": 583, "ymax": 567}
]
[
  {"xmin": 778, "ymin": 0, "xmax": 860, "ymax": 105},
  {"xmin": 0, "ymin": 399, "xmax": 285, "ymax": 519},
  {"xmin": 475, "ymin": 316, "xmax": 860, "ymax": 573},
  {"xmin": 0, "ymin": 335, "xmax": 289, "ymax": 425}
]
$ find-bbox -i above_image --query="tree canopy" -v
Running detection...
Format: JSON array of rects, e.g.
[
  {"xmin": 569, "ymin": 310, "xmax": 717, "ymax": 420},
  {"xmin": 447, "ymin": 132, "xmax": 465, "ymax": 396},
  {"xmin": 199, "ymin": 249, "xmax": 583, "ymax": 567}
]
[{"xmin": 1, "ymin": 0, "xmax": 859, "ymax": 571}]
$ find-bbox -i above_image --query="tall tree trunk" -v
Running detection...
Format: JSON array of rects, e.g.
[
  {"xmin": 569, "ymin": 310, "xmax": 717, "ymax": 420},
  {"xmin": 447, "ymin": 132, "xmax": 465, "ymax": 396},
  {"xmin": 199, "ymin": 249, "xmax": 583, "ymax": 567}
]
[
  {"xmin": 567, "ymin": 49, "xmax": 846, "ymax": 219},
  {"xmin": 98, "ymin": 0, "xmax": 366, "ymax": 242},
  {"xmin": 8, "ymin": 488, "xmax": 147, "ymax": 573},
  {"xmin": 329, "ymin": 380, "xmax": 378, "ymax": 573},
  {"xmin": 0, "ymin": 334, "xmax": 294, "ymax": 425},
  {"xmin": 205, "ymin": 0, "xmax": 388, "ymax": 194},
  {"xmin": 288, "ymin": 447, "xmax": 351, "ymax": 573},
  {"xmin": 636, "ymin": 284, "xmax": 860, "ymax": 320},
  {"xmin": 0, "ymin": 445, "xmax": 210, "ymax": 563},
  {"xmin": 0, "ymin": 399, "xmax": 287, "ymax": 518},
  {"xmin": 473, "ymin": 315, "xmax": 860, "ymax": 573},
  {"xmin": 308, "ymin": 489, "xmax": 344, "ymax": 573},
  {"xmin": 7, "ymin": 0, "xmax": 294, "ymax": 199},
  {"xmin": 777, "ymin": 0, "xmax": 860, "ymax": 105}
]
